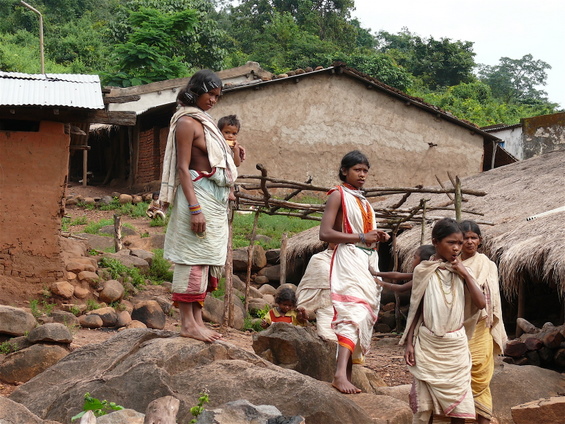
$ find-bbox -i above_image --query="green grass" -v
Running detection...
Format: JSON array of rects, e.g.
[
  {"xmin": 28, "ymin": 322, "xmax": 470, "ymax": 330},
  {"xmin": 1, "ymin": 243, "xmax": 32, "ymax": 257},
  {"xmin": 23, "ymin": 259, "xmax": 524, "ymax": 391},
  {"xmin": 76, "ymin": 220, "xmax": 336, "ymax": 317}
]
[
  {"xmin": 148, "ymin": 249, "xmax": 173, "ymax": 283},
  {"xmin": 231, "ymin": 212, "xmax": 319, "ymax": 249},
  {"xmin": 84, "ymin": 219, "xmax": 114, "ymax": 234},
  {"xmin": 29, "ymin": 299, "xmax": 56, "ymax": 318},
  {"xmin": 98, "ymin": 257, "xmax": 146, "ymax": 287},
  {"xmin": 62, "ymin": 216, "xmax": 89, "ymax": 232},
  {"xmin": 97, "ymin": 250, "xmax": 174, "ymax": 288}
]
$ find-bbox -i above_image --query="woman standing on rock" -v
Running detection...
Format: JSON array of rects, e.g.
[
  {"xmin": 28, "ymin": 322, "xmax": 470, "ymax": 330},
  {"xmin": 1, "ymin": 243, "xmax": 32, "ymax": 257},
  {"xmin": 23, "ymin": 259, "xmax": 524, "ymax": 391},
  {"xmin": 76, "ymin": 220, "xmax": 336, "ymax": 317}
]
[
  {"xmin": 160, "ymin": 69, "xmax": 237, "ymax": 342},
  {"xmin": 319, "ymin": 150, "xmax": 390, "ymax": 394}
]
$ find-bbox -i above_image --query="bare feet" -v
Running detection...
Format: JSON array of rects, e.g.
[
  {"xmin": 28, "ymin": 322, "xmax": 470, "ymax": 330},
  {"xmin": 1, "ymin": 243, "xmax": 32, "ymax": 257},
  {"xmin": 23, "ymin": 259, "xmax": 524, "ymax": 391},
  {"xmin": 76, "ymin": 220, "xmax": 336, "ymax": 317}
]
[
  {"xmin": 180, "ymin": 325, "xmax": 223, "ymax": 342},
  {"xmin": 331, "ymin": 376, "xmax": 362, "ymax": 394}
]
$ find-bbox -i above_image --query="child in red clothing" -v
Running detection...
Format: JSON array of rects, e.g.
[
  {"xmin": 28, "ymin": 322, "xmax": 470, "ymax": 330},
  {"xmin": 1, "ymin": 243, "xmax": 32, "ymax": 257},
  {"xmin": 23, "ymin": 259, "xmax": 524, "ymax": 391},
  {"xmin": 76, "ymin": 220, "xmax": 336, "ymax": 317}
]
[{"xmin": 261, "ymin": 287, "xmax": 308, "ymax": 328}]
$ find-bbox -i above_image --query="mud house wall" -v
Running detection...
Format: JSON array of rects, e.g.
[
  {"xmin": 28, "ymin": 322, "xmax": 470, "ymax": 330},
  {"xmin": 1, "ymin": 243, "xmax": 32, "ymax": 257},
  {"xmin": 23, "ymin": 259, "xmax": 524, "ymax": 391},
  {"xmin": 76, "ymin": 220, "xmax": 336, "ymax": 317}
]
[
  {"xmin": 0, "ymin": 121, "xmax": 67, "ymax": 282},
  {"xmin": 210, "ymin": 73, "xmax": 485, "ymax": 188},
  {"xmin": 522, "ymin": 112, "xmax": 565, "ymax": 160}
]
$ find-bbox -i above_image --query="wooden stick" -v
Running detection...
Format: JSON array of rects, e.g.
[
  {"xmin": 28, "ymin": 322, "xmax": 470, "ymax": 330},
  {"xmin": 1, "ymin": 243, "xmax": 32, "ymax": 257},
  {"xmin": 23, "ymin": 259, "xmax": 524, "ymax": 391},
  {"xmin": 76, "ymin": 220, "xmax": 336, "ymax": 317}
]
[
  {"xmin": 244, "ymin": 211, "xmax": 260, "ymax": 313},
  {"xmin": 113, "ymin": 214, "xmax": 122, "ymax": 252},
  {"xmin": 279, "ymin": 233, "xmax": 288, "ymax": 285},
  {"xmin": 222, "ymin": 205, "xmax": 235, "ymax": 330},
  {"xmin": 435, "ymin": 174, "xmax": 454, "ymax": 201},
  {"xmin": 454, "ymin": 176, "xmax": 462, "ymax": 221}
]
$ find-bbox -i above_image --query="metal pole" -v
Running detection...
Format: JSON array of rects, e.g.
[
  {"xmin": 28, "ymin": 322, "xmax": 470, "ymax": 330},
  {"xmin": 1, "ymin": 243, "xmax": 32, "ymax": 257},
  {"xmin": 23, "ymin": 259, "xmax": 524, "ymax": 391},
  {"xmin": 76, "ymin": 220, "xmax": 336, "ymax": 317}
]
[{"xmin": 20, "ymin": 1, "xmax": 45, "ymax": 74}]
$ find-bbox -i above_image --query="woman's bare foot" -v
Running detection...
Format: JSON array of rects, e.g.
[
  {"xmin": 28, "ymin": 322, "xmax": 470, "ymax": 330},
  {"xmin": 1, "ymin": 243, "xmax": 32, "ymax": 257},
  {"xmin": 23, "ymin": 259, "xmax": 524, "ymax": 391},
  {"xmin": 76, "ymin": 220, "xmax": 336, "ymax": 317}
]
[
  {"xmin": 331, "ymin": 376, "xmax": 362, "ymax": 394},
  {"xmin": 180, "ymin": 325, "xmax": 223, "ymax": 342}
]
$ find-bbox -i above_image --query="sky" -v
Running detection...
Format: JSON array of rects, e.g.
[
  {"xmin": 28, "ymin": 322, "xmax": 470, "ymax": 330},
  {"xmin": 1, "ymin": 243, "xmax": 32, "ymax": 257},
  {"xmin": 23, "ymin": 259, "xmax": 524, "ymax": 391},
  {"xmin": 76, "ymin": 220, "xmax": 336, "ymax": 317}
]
[{"xmin": 351, "ymin": 0, "xmax": 565, "ymax": 109}]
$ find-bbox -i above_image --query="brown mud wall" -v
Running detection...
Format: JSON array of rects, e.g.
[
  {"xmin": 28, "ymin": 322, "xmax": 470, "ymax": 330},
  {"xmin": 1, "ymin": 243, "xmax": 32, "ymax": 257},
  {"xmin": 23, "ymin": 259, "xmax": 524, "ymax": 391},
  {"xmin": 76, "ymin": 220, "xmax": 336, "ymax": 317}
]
[{"xmin": 0, "ymin": 121, "xmax": 67, "ymax": 283}]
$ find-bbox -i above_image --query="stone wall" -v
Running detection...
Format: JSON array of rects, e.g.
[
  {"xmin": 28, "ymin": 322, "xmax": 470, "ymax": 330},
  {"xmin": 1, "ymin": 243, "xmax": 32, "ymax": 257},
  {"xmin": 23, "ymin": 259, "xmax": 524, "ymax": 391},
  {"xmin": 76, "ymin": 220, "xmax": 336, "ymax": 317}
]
[
  {"xmin": 0, "ymin": 121, "xmax": 67, "ymax": 282},
  {"xmin": 523, "ymin": 112, "xmax": 565, "ymax": 160}
]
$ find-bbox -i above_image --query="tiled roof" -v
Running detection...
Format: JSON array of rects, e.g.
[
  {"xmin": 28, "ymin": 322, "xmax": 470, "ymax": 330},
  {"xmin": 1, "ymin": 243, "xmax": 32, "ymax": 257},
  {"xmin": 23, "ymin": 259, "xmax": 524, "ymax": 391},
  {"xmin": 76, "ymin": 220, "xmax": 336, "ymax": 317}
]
[
  {"xmin": 0, "ymin": 71, "xmax": 104, "ymax": 109},
  {"xmin": 481, "ymin": 123, "xmax": 522, "ymax": 132}
]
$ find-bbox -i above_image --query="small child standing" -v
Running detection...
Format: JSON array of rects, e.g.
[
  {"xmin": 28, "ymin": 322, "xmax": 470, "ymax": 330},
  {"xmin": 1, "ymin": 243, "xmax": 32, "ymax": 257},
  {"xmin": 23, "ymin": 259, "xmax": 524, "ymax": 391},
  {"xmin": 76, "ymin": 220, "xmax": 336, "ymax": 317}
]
[
  {"xmin": 261, "ymin": 287, "xmax": 308, "ymax": 328},
  {"xmin": 218, "ymin": 115, "xmax": 246, "ymax": 166}
]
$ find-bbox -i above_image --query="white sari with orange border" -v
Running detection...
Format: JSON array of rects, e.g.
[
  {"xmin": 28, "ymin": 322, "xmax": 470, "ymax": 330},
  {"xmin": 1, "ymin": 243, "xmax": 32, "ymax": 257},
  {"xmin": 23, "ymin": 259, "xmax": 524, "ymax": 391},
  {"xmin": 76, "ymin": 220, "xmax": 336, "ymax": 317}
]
[{"xmin": 329, "ymin": 184, "xmax": 382, "ymax": 360}]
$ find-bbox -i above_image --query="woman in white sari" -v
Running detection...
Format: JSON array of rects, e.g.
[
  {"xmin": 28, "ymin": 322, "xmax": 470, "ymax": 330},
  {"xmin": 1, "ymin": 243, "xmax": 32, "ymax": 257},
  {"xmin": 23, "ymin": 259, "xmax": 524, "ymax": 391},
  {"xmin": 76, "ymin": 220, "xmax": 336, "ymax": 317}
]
[
  {"xmin": 320, "ymin": 150, "xmax": 390, "ymax": 394},
  {"xmin": 401, "ymin": 218, "xmax": 486, "ymax": 423}
]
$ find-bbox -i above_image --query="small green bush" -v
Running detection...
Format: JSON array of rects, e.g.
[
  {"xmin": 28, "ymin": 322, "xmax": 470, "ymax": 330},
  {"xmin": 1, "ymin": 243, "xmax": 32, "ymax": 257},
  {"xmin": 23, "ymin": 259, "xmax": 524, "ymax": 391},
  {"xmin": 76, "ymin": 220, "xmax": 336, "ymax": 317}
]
[
  {"xmin": 0, "ymin": 341, "xmax": 18, "ymax": 354},
  {"xmin": 98, "ymin": 257, "xmax": 146, "ymax": 287},
  {"xmin": 29, "ymin": 299, "xmax": 56, "ymax": 318},
  {"xmin": 71, "ymin": 393, "xmax": 124, "ymax": 421},
  {"xmin": 148, "ymin": 249, "xmax": 173, "ymax": 283}
]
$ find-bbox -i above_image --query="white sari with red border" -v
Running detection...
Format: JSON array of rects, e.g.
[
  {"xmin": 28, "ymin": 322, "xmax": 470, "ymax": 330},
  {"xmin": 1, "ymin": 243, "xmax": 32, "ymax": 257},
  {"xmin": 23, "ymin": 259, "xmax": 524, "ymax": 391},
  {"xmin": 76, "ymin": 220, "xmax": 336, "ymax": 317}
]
[{"xmin": 329, "ymin": 184, "xmax": 382, "ymax": 359}]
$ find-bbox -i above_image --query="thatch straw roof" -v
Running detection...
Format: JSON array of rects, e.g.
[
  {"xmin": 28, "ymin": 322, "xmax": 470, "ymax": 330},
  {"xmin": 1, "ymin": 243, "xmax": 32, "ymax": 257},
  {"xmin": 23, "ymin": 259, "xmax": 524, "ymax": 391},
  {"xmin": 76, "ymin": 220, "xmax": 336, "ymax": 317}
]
[
  {"xmin": 286, "ymin": 226, "xmax": 326, "ymax": 271},
  {"xmin": 388, "ymin": 149, "xmax": 565, "ymax": 298}
]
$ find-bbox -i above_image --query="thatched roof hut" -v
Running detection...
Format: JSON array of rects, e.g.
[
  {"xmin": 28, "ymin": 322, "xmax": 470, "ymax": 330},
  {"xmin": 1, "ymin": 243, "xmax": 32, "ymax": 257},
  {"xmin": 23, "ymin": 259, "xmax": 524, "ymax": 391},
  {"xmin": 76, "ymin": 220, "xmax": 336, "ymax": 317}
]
[
  {"xmin": 286, "ymin": 150, "xmax": 565, "ymax": 328},
  {"xmin": 388, "ymin": 149, "xmax": 565, "ymax": 301}
]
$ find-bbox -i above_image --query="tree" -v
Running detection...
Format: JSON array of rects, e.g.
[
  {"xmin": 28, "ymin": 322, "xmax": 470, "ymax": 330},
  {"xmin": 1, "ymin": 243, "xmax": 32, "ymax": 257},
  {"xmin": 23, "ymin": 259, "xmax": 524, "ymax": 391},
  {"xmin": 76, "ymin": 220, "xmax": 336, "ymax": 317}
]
[
  {"xmin": 376, "ymin": 28, "xmax": 476, "ymax": 89},
  {"xmin": 413, "ymin": 81, "xmax": 558, "ymax": 127},
  {"xmin": 107, "ymin": 0, "xmax": 228, "ymax": 71},
  {"xmin": 478, "ymin": 54, "xmax": 552, "ymax": 104},
  {"xmin": 103, "ymin": 7, "xmax": 198, "ymax": 87}
]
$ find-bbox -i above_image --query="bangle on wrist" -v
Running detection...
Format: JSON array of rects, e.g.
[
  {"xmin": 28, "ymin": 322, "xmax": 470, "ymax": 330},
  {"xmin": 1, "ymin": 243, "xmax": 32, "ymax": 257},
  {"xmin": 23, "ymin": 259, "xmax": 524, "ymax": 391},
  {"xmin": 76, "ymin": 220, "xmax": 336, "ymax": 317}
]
[
  {"xmin": 189, "ymin": 203, "xmax": 202, "ymax": 215},
  {"xmin": 359, "ymin": 233, "xmax": 366, "ymax": 244}
]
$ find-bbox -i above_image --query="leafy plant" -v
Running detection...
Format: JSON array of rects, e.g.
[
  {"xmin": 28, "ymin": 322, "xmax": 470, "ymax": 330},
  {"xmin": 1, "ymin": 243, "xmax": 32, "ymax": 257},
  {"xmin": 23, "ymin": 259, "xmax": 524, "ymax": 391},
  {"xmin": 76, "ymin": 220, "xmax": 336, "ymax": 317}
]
[
  {"xmin": 99, "ymin": 257, "xmax": 146, "ymax": 287},
  {"xmin": 148, "ymin": 249, "xmax": 173, "ymax": 283},
  {"xmin": 243, "ymin": 315, "xmax": 264, "ymax": 332},
  {"xmin": 189, "ymin": 391, "xmax": 210, "ymax": 423},
  {"xmin": 0, "ymin": 341, "xmax": 18, "ymax": 354},
  {"xmin": 69, "ymin": 305, "xmax": 82, "ymax": 316},
  {"xmin": 29, "ymin": 299, "xmax": 56, "ymax": 318},
  {"xmin": 86, "ymin": 299, "xmax": 101, "ymax": 311},
  {"xmin": 71, "ymin": 392, "xmax": 124, "ymax": 421}
]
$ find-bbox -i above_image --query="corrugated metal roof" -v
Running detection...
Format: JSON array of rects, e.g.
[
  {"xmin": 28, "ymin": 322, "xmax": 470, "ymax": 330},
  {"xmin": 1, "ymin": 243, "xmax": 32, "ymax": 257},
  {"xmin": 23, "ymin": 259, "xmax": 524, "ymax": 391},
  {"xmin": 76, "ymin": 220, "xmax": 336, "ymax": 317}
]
[{"xmin": 0, "ymin": 71, "xmax": 104, "ymax": 109}]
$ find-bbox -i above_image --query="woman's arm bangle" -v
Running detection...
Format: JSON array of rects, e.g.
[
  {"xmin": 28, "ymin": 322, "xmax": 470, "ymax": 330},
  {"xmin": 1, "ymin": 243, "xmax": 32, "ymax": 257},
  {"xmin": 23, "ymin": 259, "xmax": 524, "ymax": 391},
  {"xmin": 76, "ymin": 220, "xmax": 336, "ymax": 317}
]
[{"xmin": 189, "ymin": 204, "xmax": 202, "ymax": 214}]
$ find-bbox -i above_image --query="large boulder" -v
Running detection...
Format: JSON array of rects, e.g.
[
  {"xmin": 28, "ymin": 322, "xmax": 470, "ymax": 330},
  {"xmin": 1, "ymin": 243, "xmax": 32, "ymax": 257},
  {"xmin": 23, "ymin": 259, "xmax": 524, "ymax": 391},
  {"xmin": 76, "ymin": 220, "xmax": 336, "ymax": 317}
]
[
  {"xmin": 0, "ymin": 397, "xmax": 62, "ymax": 424},
  {"xmin": 490, "ymin": 362, "xmax": 565, "ymax": 424},
  {"xmin": 27, "ymin": 323, "xmax": 73, "ymax": 344},
  {"xmin": 252, "ymin": 323, "xmax": 337, "ymax": 382},
  {"xmin": 9, "ymin": 329, "xmax": 374, "ymax": 424},
  {"xmin": 0, "ymin": 344, "xmax": 69, "ymax": 383},
  {"xmin": 197, "ymin": 399, "xmax": 303, "ymax": 424},
  {"xmin": 203, "ymin": 296, "xmax": 244, "ymax": 330},
  {"xmin": 348, "ymin": 393, "xmax": 412, "ymax": 424},
  {"xmin": 511, "ymin": 396, "xmax": 565, "ymax": 424},
  {"xmin": 131, "ymin": 300, "xmax": 165, "ymax": 329},
  {"xmin": 0, "ymin": 306, "xmax": 37, "ymax": 336},
  {"xmin": 99, "ymin": 279, "xmax": 125, "ymax": 304}
]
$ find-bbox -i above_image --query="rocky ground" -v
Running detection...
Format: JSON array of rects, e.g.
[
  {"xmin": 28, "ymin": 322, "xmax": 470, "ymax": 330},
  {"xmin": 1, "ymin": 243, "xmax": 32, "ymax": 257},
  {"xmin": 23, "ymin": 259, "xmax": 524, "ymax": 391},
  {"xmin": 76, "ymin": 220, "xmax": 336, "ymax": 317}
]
[{"xmin": 0, "ymin": 182, "xmax": 412, "ymax": 398}]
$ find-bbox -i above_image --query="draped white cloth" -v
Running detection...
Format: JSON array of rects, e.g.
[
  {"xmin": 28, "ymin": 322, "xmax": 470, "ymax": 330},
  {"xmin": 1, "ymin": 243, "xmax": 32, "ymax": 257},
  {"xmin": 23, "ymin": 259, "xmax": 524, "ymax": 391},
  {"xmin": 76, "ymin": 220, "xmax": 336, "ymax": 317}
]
[
  {"xmin": 159, "ymin": 106, "xmax": 237, "ymax": 205},
  {"xmin": 329, "ymin": 185, "xmax": 382, "ymax": 357},
  {"xmin": 401, "ymin": 261, "xmax": 477, "ymax": 422},
  {"xmin": 296, "ymin": 249, "xmax": 336, "ymax": 341}
]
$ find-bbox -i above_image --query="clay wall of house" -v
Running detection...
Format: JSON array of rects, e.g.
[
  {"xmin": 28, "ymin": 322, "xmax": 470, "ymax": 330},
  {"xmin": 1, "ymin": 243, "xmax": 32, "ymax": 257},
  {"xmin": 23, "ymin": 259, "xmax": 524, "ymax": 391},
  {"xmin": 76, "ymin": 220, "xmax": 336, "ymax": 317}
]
[
  {"xmin": 522, "ymin": 112, "xmax": 565, "ymax": 160},
  {"xmin": 209, "ymin": 73, "xmax": 485, "ymax": 189},
  {"xmin": 0, "ymin": 121, "xmax": 67, "ymax": 282}
]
